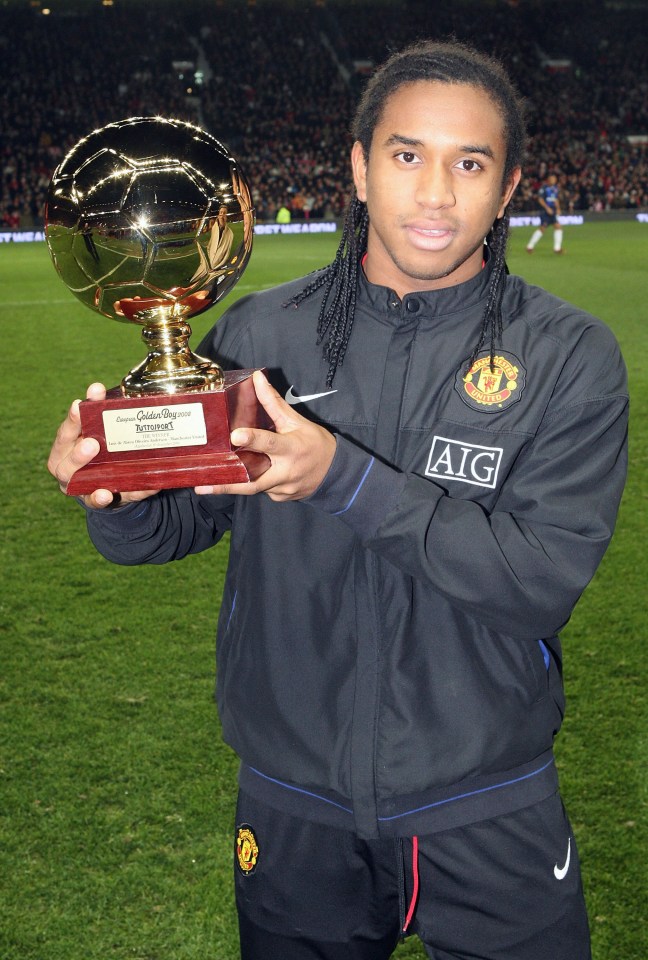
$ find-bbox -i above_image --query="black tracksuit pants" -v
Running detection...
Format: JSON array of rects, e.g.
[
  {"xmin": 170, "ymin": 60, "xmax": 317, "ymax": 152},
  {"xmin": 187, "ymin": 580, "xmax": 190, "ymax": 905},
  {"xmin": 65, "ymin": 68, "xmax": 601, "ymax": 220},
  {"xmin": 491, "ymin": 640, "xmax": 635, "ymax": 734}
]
[{"xmin": 234, "ymin": 789, "xmax": 591, "ymax": 960}]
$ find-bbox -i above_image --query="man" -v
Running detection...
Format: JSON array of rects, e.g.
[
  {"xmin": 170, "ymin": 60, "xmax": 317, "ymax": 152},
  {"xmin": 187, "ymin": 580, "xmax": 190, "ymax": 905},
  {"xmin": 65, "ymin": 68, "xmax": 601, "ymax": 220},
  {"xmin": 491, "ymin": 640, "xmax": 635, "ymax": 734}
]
[
  {"xmin": 526, "ymin": 172, "xmax": 564, "ymax": 253},
  {"xmin": 49, "ymin": 41, "xmax": 627, "ymax": 960}
]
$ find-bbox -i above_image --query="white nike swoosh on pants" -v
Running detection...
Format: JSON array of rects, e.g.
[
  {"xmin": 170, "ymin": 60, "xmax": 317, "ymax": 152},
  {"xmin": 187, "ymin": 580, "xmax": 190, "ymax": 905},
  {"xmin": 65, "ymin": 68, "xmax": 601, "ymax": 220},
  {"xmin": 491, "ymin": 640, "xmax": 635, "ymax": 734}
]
[{"xmin": 554, "ymin": 838, "xmax": 571, "ymax": 880}]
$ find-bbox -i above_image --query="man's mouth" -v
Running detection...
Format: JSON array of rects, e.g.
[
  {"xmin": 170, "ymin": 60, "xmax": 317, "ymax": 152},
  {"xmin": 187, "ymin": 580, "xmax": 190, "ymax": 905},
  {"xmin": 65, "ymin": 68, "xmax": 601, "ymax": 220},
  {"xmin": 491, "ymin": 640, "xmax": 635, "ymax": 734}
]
[{"xmin": 405, "ymin": 221, "xmax": 456, "ymax": 250}]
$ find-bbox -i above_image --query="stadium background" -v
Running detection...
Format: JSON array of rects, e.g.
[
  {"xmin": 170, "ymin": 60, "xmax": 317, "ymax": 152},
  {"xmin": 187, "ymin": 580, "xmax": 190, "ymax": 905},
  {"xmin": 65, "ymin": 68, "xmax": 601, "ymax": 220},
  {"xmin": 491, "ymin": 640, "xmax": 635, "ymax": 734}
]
[
  {"xmin": 0, "ymin": 1, "xmax": 646, "ymax": 958},
  {"xmin": 1, "ymin": 0, "xmax": 648, "ymax": 230}
]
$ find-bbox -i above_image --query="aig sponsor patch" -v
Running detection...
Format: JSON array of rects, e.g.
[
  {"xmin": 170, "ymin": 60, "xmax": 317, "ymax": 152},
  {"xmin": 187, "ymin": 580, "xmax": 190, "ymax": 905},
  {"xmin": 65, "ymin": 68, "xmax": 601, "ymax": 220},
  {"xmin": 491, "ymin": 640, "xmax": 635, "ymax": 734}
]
[
  {"xmin": 236, "ymin": 823, "xmax": 259, "ymax": 876},
  {"xmin": 456, "ymin": 351, "xmax": 526, "ymax": 412},
  {"xmin": 426, "ymin": 436, "xmax": 503, "ymax": 489}
]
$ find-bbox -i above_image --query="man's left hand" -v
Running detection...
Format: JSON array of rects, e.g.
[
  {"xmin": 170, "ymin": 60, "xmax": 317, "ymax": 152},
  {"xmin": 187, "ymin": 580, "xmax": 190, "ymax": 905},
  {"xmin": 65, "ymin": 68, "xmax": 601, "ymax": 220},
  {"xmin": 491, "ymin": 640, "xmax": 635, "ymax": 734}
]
[{"xmin": 194, "ymin": 370, "xmax": 337, "ymax": 502}]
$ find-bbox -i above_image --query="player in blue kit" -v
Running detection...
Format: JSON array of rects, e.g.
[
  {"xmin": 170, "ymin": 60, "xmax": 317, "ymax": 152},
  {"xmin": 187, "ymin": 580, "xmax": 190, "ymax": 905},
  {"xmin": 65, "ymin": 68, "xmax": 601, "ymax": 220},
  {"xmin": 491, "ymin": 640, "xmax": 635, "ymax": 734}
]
[{"xmin": 526, "ymin": 173, "xmax": 564, "ymax": 253}]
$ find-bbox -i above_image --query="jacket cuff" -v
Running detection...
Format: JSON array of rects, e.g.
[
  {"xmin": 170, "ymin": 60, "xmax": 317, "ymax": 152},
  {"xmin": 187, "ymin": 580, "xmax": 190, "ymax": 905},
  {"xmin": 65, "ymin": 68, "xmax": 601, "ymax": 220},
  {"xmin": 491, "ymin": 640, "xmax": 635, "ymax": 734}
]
[
  {"xmin": 306, "ymin": 435, "xmax": 406, "ymax": 539},
  {"xmin": 81, "ymin": 497, "xmax": 158, "ymax": 532}
]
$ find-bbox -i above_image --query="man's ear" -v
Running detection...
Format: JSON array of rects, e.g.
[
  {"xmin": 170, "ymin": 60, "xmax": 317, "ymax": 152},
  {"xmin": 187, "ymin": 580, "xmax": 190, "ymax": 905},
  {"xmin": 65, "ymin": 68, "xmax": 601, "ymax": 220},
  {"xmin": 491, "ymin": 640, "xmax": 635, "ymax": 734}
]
[
  {"xmin": 351, "ymin": 141, "xmax": 368, "ymax": 202},
  {"xmin": 498, "ymin": 166, "xmax": 522, "ymax": 218}
]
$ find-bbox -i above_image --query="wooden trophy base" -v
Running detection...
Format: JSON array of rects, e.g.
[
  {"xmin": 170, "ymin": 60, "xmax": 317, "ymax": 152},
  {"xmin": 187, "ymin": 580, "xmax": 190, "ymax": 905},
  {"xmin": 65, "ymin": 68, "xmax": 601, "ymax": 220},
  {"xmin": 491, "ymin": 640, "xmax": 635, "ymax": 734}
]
[{"xmin": 66, "ymin": 369, "xmax": 272, "ymax": 495}]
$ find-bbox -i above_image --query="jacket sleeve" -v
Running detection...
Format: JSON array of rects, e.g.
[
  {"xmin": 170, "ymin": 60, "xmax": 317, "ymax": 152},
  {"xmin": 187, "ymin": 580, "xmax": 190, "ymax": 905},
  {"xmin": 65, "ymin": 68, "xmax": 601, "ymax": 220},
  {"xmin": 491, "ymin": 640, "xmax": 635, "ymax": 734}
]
[
  {"xmin": 84, "ymin": 489, "xmax": 235, "ymax": 566},
  {"xmin": 306, "ymin": 325, "xmax": 629, "ymax": 639}
]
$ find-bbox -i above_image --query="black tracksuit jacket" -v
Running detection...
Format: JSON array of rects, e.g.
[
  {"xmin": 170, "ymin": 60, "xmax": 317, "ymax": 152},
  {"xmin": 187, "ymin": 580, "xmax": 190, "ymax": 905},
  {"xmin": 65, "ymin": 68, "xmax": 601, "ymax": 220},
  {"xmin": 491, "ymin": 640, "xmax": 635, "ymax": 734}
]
[{"xmin": 85, "ymin": 261, "xmax": 628, "ymax": 839}]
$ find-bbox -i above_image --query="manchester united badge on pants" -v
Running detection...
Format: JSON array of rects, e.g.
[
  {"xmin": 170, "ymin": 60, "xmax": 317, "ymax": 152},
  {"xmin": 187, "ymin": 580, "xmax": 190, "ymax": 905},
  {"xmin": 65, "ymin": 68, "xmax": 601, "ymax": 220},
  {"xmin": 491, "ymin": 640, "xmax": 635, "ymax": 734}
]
[{"xmin": 236, "ymin": 823, "xmax": 259, "ymax": 876}]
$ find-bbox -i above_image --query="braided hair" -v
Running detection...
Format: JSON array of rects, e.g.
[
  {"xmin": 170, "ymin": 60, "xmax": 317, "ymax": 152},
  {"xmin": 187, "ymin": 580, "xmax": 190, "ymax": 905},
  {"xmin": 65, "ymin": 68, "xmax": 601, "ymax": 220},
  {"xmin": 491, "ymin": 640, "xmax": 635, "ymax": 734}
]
[{"xmin": 286, "ymin": 40, "xmax": 527, "ymax": 387}]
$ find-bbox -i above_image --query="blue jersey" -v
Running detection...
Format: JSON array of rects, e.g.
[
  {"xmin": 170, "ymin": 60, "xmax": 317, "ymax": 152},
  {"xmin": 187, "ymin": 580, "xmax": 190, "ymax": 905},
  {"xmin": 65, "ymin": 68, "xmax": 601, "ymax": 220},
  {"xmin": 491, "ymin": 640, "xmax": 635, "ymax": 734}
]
[{"xmin": 539, "ymin": 184, "xmax": 560, "ymax": 213}]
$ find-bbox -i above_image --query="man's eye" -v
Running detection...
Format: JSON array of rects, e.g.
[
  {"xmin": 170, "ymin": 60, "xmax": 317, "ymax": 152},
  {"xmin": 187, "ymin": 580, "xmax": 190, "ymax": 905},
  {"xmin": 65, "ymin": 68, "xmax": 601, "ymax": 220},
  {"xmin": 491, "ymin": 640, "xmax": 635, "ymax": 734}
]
[
  {"xmin": 458, "ymin": 159, "xmax": 482, "ymax": 172},
  {"xmin": 397, "ymin": 152, "xmax": 420, "ymax": 164}
]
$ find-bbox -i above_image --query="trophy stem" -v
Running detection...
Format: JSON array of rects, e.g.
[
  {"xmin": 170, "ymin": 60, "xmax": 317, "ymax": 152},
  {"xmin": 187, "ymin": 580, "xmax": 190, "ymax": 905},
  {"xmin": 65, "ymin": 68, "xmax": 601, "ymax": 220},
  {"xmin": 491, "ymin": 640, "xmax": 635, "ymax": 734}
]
[{"xmin": 121, "ymin": 319, "xmax": 224, "ymax": 396}]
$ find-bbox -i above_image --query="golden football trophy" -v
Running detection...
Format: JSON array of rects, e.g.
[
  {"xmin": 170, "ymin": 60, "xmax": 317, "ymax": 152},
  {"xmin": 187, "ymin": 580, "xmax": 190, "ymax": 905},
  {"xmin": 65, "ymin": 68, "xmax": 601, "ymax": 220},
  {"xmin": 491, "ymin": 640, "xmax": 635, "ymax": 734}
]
[{"xmin": 46, "ymin": 116, "xmax": 270, "ymax": 494}]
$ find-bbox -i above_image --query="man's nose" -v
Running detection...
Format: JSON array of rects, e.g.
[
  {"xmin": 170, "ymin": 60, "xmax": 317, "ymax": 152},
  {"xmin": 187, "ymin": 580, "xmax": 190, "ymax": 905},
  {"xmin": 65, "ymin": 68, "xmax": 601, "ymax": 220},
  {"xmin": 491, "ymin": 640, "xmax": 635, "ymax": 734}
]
[{"xmin": 415, "ymin": 162, "xmax": 456, "ymax": 209}]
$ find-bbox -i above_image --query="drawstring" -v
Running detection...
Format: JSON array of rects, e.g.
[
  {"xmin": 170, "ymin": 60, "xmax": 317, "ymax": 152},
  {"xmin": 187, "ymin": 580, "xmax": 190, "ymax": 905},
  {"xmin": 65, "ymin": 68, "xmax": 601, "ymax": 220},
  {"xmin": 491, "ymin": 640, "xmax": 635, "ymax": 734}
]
[
  {"xmin": 403, "ymin": 836, "xmax": 420, "ymax": 933},
  {"xmin": 398, "ymin": 835, "xmax": 420, "ymax": 936}
]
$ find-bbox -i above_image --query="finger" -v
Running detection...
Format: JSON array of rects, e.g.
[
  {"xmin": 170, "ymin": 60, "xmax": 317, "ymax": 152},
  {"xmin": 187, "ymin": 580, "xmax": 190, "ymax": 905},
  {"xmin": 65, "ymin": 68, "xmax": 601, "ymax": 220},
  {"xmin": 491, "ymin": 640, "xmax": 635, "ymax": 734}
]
[
  {"xmin": 194, "ymin": 481, "xmax": 263, "ymax": 497},
  {"xmin": 47, "ymin": 399, "xmax": 85, "ymax": 480},
  {"xmin": 194, "ymin": 453, "xmax": 289, "ymax": 497},
  {"xmin": 249, "ymin": 369, "xmax": 304, "ymax": 434},
  {"xmin": 86, "ymin": 382, "xmax": 107, "ymax": 401},
  {"xmin": 84, "ymin": 488, "xmax": 120, "ymax": 509},
  {"xmin": 53, "ymin": 436, "xmax": 102, "ymax": 490},
  {"xmin": 48, "ymin": 385, "xmax": 107, "ymax": 475},
  {"xmin": 84, "ymin": 488, "xmax": 160, "ymax": 509},
  {"xmin": 230, "ymin": 424, "xmax": 284, "ymax": 455}
]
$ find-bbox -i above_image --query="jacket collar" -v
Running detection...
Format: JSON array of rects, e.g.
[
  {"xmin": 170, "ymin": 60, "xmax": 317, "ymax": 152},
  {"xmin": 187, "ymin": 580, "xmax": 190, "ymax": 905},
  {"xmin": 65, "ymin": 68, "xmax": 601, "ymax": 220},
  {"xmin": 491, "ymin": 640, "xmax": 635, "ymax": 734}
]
[{"xmin": 357, "ymin": 252, "xmax": 495, "ymax": 320}]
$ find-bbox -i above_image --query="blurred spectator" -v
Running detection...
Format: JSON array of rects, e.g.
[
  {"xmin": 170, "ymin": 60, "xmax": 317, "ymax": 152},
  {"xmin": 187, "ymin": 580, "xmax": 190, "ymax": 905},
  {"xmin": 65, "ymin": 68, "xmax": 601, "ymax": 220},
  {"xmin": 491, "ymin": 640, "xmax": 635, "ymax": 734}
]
[{"xmin": 275, "ymin": 204, "xmax": 292, "ymax": 224}]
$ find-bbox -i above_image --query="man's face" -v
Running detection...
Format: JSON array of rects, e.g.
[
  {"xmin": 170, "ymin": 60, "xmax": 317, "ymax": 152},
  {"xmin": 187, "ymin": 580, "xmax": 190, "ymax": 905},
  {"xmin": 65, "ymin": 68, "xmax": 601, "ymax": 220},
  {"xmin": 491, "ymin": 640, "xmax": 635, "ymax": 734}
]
[
  {"xmin": 217, "ymin": 206, "xmax": 228, "ymax": 227},
  {"xmin": 351, "ymin": 80, "xmax": 521, "ymax": 297}
]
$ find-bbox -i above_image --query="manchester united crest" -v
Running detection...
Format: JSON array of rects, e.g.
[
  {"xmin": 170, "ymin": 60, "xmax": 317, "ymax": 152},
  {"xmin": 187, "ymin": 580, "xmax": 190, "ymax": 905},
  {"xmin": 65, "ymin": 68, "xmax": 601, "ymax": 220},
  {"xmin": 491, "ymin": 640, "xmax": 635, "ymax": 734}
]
[
  {"xmin": 236, "ymin": 824, "xmax": 259, "ymax": 876},
  {"xmin": 456, "ymin": 351, "xmax": 526, "ymax": 413}
]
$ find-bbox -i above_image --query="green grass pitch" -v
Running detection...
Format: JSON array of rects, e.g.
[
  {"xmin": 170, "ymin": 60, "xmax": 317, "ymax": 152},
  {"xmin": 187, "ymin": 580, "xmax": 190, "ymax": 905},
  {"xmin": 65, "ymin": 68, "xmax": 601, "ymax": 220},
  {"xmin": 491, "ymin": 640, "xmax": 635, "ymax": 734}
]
[{"xmin": 1, "ymin": 222, "xmax": 645, "ymax": 958}]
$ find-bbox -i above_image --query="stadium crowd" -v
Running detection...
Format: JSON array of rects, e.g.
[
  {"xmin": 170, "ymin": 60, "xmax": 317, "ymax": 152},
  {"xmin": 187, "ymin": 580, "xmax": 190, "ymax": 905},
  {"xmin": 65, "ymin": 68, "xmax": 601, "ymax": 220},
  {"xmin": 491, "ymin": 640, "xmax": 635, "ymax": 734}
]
[{"xmin": 1, "ymin": 0, "xmax": 647, "ymax": 229}]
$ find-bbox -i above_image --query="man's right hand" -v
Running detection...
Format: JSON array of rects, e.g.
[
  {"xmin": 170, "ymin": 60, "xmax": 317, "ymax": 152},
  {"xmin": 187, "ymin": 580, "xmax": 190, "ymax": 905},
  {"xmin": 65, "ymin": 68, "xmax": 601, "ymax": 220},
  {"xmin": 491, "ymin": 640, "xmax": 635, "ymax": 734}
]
[{"xmin": 47, "ymin": 382, "xmax": 159, "ymax": 509}]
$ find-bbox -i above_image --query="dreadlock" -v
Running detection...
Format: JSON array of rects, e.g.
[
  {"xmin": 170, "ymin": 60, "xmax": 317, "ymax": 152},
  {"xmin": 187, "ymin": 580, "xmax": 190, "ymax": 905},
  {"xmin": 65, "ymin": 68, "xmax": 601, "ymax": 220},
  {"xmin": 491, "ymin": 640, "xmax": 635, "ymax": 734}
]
[
  {"xmin": 285, "ymin": 40, "xmax": 527, "ymax": 386},
  {"xmin": 467, "ymin": 212, "xmax": 512, "ymax": 373},
  {"xmin": 285, "ymin": 197, "xmax": 368, "ymax": 388}
]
